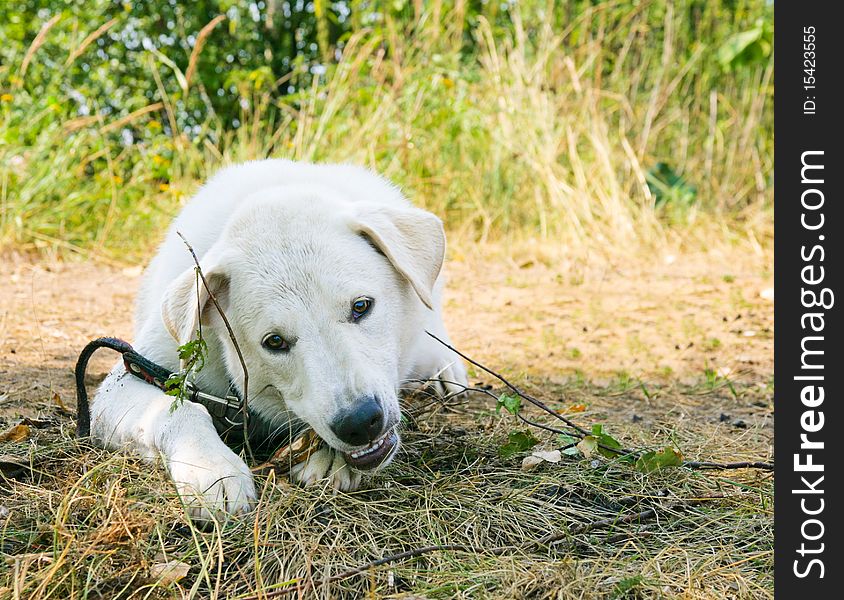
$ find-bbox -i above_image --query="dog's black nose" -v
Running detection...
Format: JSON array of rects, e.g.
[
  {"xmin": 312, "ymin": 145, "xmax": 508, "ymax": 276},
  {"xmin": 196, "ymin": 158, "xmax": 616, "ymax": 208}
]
[{"xmin": 331, "ymin": 396, "xmax": 385, "ymax": 446}]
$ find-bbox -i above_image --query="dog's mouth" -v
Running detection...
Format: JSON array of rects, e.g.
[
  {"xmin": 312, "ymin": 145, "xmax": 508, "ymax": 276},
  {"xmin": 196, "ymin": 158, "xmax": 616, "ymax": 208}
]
[{"xmin": 342, "ymin": 427, "xmax": 399, "ymax": 471}]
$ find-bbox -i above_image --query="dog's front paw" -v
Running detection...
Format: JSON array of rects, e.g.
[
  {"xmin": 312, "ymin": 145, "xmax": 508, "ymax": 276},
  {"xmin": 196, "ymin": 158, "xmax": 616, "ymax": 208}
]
[
  {"xmin": 415, "ymin": 355, "xmax": 469, "ymax": 399},
  {"xmin": 433, "ymin": 358, "xmax": 469, "ymax": 398},
  {"xmin": 289, "ymin": 447, "xmax": 362, "ymax": 491},
  {"xmin": 167, "ymin": 444, "xmax": 256, "ymax": 523},
  {"xmin": 408, "ymin": 334, "xmax": 470, "ymax": 398}
]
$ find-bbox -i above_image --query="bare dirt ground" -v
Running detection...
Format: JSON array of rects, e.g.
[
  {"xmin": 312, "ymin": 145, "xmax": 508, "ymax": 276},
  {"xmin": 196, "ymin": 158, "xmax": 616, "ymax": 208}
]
[
  {"xmin": 1, "ymin": 247, "xmax": 772, "ymax": 419},
  {"xmin": 0, "ymin": 246, "xmax": 774, "ymax": 599}
]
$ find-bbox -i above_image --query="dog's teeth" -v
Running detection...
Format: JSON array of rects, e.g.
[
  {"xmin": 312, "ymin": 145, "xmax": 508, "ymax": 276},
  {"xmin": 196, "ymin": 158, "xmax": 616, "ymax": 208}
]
[{"xmin": 349, "ymin": 431, "xmax": 394, "ymax": 461}]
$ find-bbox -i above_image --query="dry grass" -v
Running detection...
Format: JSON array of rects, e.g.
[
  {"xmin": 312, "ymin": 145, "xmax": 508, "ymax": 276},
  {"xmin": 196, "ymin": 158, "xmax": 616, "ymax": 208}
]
[
  {"xmin": 1, "ymin": 2, "xmax": 772, "ymax": 261},
  {"xmin": 1, "ymin": 384, "xmax": 773, "ymax": 599}
]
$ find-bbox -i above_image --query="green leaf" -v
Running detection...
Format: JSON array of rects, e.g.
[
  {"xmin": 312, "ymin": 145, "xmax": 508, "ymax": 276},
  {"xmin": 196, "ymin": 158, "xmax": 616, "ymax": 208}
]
[
  {"xmin": 596, "ymin": 440, "xmax": 621, "ymax": 458},
  {"xmin": 177, "ymin": 337, "xmax": 207, "ymax": 370},
  {"xmin": 167, "ymin": 333, "xmax": 208, "ymax": 413},
  {"xmin": 498, "ymin": 430, "xmax": 539, "ymax": 458},
  {"xmin": 557, "ymin": 433, "xmax": 581, "ymax": 456},
  {"xmin": 717, "ymin": 20, "xmax": 772, "ymax": 71},
  {"xmin": 177, "ymin": 340, "xmax": 198, "ymax": 361},
  {"xmin": 635, "ymin": 447, "xmax": 684, "ymax": 473},
  {"xmin": 596, "ymin": 434, "xmax": 623, "ymax": 458},
  {"xmin": 496, "ymin": 393, "xmax": 521, "ymax": 416},
  {"xmin": 646, "ymin": 162, "xmax": 697, "ymax": 207},
  {"xmin": 583, "ymin": 424, "xmax": 624, "ymax": 458},
  {"xmin": 717, "ymin": 28, "xmax": 762, "ymax": 66},
  {"xmin": 613, "ymin": 574, "xmax": 644, "ymax": 598}
]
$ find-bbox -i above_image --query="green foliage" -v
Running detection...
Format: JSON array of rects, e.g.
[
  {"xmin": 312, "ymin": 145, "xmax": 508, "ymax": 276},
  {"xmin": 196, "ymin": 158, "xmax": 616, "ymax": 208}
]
[
  {"xmin": 1, "ymin": 0, "xmax": 347, "ymax": 130},
  {"xmin": 164, "ymin": 329, "xmax": 207, "ymax": 412},
  {"xmin": 0, "ymin": 1, "xmax": 773, "ymax": 258},
  {"xmin": 612, "ymin": 575, "xmax": 645, "ymax": 599},
  {"xmin": 498, "ymin": 430, "xmax": 539, "ymax": 459},
  {"xmin": 495, "ymin": 393, "xmax": 521, "ymax": 416},
  {"xmin": 634, "ymin": 447, "xmax": 684, "ymax": 473},
  {"xmin": 647, "ymin": 162, "xmax": 698, "ymax": 208},
  {"xmin": 557, "ymin": 433, "xmax": 581, "ymax": 456},
  {"xmin": 578, "ymin": 424, "xmax": 625, "ymax": 459},
  {"xmin": 717, "ymin": 19, "xmax": 773, "ymax": 71}
]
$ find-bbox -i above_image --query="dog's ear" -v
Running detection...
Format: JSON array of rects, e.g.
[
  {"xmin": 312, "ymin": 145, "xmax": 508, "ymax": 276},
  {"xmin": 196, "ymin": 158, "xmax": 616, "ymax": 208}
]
[
  {"xmin": 350, "ymin": 204, "xmax": 445, "ymax": 309},
  {"xmin": 161, "ymin": 254, "xmax": 230, "ymax": 347}
]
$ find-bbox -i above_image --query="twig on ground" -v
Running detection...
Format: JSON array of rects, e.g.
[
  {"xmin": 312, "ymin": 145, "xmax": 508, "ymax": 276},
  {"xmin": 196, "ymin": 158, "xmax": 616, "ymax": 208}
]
[
  {"xmin": 177, "ymin": 232, "xmax": 253, "ymax": 460},
  {"xmin": 425, "ymin": 332, "xmax": 592, "ymax": 437},
  {"xmin": 682, "ymin": 461, "xmax": 774, "ymax": 471},
  {"xmin": 411, "ymin": 347, "xmax": 639, "ymax": 459},
  {"xmin": 403, "ymin": 377, "xmax": 571, "ymax": 436},
  {"xmin": 540, "ymin": 494, "xmax": 725, "ymax": 542},
  {"xmin": 414, "ymin": 342, "xmax": 775, "ymax": 470}
]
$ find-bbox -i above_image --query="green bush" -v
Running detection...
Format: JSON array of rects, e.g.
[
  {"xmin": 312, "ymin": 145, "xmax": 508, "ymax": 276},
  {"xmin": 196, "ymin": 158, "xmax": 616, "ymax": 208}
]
[{"xmin": 0, "ymin": 0, "xmax": 773, "ymax": 260}]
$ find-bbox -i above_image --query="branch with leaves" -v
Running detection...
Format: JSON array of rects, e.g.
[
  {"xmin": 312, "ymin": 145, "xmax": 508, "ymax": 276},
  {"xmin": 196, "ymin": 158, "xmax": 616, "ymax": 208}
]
[
  {"xmin": 422, "ymin": 332, "xmax": 773, "ymax": 474},
  {"xmin": 164, "ymin": 336, "xmax": 208, "ymax": 411},
  {"xmin": 163, "ymin": 264, "xmax": 209, "ymax": 411},
  {"xmin": 174, "ymin": 232, "xmax": 254, "ymax": 460}
]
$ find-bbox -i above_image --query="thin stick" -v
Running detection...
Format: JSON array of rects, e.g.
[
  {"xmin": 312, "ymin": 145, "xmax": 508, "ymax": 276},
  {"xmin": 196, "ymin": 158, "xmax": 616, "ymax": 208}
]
[
  {"xmin": 423, "ymin": 333, "xmax": 640, "ymax": 457},
  {"xmin": 406, "ymin": 374, "xmax": 774, "ymax": 471},
  {"xmin": 177, "ymin": 232, "xmax": 253, "ymax": 460},
  {"xmin": 537, "ymin": 495, "xmax": 727, "ymax": 545},
  {"xmin": 425, "ymin": 331, "xmax": 591, "ymax": 436},
  {"xmin": 404, "ymin": 377, "xmax": 570, "ymax": 436},
  {"xmin": 516, "ymin": 412, "xmax": 569, "ymax": 436},
  {"xmin": 682, "ymin": 461, "xmax": 773, "ymax": 471}
]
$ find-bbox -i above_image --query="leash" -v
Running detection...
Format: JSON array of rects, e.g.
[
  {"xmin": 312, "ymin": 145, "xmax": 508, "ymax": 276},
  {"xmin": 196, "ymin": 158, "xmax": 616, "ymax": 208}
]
[
  {"xmin": 74, "ymin": 337, "xmax": 318, "ymax": 465},
  {"xmin": 74, "ymin": 337, "xmax": 244, "ymax": 438}
]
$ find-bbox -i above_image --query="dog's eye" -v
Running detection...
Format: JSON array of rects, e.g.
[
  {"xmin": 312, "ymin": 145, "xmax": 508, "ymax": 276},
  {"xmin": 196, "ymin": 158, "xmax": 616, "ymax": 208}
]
[
  {"xmin": 351, "ymin": 297, "xmax": 373, "ymax": 320},
  {"xmin": 262, "ymin": 333, "xmax": 290, "ymax": 352}
]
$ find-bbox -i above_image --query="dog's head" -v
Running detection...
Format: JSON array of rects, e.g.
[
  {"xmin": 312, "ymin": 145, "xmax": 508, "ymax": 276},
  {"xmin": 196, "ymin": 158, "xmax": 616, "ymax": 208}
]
[{"xmin": 160, "ymin": 185, "xmax": 444, "ymax": 472}]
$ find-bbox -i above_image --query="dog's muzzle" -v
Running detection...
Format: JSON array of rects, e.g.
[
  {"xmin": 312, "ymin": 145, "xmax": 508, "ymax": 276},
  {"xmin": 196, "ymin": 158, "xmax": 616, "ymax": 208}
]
[{"xmin": 329, "ymin": 395, "xmax": 399, "ymax": 470}]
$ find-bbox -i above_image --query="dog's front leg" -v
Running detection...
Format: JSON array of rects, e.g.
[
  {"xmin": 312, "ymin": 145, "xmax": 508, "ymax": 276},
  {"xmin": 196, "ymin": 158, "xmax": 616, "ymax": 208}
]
[{"xmin": 90, "ymin": 362, "xmax": 256, "ymax": 522}]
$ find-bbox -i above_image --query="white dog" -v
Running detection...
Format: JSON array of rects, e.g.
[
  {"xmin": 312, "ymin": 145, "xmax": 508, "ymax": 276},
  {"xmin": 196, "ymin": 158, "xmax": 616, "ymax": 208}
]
[{"xmin": 90, "ymin": 160, "xmax": 467, "ymax": 521}]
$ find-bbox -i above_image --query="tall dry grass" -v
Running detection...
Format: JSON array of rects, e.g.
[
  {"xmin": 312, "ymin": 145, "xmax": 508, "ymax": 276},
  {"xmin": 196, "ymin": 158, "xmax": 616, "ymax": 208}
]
[{"xmin": 0, "ymin": 1, "xmax": 773, "ymax": 263}]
